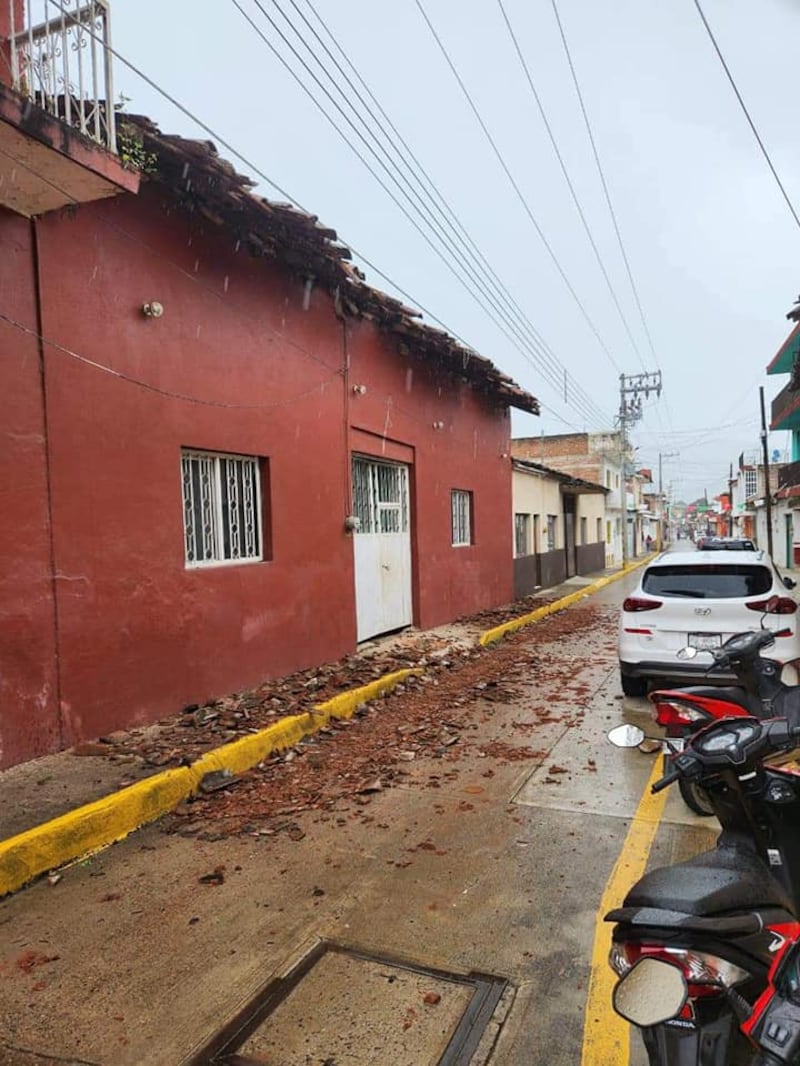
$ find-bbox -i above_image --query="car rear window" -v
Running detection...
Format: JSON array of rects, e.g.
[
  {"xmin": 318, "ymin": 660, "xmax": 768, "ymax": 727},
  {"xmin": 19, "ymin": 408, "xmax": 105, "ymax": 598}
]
[
  {"xmin": 642, "ymin": 563, "xmax": 772, "ymax": 599},
  {"xmin": 703, "ymin": 540, "xmax": 755, "ymax": 551}
]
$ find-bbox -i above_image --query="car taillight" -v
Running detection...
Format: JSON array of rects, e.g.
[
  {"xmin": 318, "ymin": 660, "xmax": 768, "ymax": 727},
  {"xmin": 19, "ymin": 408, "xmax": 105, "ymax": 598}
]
[
  {"xmin": 746, "ymin": 597, "xmax": 798, "ymax": 615},
  {"xmin": 609, "ymin": 943, "xmax": 749, "ymax": 999},
  {"xmin": 622, "ymin": 597, "xmax": 662, "ymax": 612},
  {"xmin": 650, "ymin": 699, "xmax": 707, "ymax": 727}
]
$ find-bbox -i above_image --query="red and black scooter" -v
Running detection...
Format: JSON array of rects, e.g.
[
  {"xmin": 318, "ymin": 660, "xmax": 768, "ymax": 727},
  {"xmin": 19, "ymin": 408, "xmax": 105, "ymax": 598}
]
[
  {"xmin": 606, "ymin": 714, "xmax": 800, "ymax": 1064},
  {"xmin": 650, "ymin": 622, "xmax": 800, "ymax": 815},
  {"xmin": 614, "ymin": 933, "xmax": 800, "ymax": 1064}
]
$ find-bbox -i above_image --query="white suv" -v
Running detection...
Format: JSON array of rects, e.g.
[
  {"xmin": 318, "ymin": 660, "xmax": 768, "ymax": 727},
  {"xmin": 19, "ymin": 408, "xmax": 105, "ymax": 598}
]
[{"xmin": 618, "ymin": 549, "xmax": 800, "ymax": 696}]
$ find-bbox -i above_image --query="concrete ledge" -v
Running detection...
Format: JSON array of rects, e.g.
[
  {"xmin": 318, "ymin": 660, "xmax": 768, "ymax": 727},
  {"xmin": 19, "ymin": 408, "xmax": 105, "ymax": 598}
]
[{"xmin": 0, "ymin": 668, "xmax": 420, "ymax": 898}]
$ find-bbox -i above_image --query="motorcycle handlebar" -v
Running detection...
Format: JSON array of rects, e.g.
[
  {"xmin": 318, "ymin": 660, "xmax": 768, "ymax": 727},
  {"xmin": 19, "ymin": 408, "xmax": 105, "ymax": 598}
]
[
  {"xmin": 649, "ymin": 719, "xmax": 800, "ymax": 794},
  {"xmin": 651, "ymin": 767, "xmax": 681, "ymax": 793}
]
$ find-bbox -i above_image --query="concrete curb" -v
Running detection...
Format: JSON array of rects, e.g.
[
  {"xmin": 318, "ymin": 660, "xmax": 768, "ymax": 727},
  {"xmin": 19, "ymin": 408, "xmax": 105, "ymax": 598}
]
[
  {"xmin": 479, "ymin": 554, "xmax": 653, "ymax": 647},
  {"xmin": 0, "ymin": 556, "xmax": 654, "ymax": 898},
  {"xmin": 0, "ymin": 668, "xmax": 420, "ymax": 898}
]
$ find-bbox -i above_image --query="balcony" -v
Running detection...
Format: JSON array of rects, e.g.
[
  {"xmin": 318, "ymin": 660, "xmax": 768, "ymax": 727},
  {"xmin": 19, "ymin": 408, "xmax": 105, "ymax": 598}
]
[
  {"xmin": 0, "ymin": 0, "xmax": 138, "ymax": 216},
  {"xmin": 778, "ymin": 460, "xmax": 800, "ymax": 492},
  {"xmin": 771, "ymin": 380, "xmax": 800, "ymax": 432},
  {"xmin": 6, "ymin": 0, "xmax": 116, "ymax": 150}
]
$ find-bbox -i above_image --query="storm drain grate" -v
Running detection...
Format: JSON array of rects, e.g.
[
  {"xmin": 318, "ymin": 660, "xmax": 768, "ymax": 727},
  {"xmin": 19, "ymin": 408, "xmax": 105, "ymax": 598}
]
[{"xmin": 191, "ymin": 941, "xmax": 508, "ymax": 1066}]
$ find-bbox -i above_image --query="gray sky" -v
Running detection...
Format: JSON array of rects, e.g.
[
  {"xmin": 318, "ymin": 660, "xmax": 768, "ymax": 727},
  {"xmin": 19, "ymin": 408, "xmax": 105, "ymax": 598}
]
[{"xmin": 112, "ymin": 0, "xmax": 800, "ymax": 502}]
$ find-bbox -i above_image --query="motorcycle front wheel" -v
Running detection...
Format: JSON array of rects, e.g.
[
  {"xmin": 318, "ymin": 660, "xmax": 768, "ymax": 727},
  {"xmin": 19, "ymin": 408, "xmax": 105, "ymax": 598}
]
[{"xmin": 678, "ymin": 777, "xmax": 715, "ymax": 817}]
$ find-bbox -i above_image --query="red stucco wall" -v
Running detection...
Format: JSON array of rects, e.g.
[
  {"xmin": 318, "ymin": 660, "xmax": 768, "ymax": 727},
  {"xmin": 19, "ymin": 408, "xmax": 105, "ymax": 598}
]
[
  {"xmin": 0, "ymin": 183, "xmax": 513, "ymax": 766},
  {"xmin": 0, "ymin": 210, "xmax": 61, "ymax": 766}
]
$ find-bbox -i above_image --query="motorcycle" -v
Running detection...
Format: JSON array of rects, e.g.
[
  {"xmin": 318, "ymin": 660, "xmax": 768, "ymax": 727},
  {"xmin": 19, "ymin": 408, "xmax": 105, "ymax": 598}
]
[
  {"xmin": 650, "ymin": 620, "xmax": 800, "ymax": 816},
  {"xmin": 614, "ymin": 936, "xmax": 800, "ymax": 1064},
  {"xmin": 606, "ymin": 714, "xmax": 800, "ymax": 1064}
]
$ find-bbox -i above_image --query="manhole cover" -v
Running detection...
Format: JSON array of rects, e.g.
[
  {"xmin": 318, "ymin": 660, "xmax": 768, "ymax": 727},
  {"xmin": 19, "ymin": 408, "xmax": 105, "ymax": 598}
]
[{"xmin": 193, "ymin": 942, "xmax": 507, "ymax": 1066}]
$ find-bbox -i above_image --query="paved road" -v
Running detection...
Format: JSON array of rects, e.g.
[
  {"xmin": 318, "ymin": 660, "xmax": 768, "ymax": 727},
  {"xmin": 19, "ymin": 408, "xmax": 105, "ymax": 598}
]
[{"xmin": 0, "ymin": 574, "xmax": 715, "ymax": 1066}]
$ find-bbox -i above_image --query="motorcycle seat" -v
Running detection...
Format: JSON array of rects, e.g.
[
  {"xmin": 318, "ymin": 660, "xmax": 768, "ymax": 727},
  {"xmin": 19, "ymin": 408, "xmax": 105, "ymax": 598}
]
[{"xmin": 621, "ymin": 835, "xmax": 794, "ymax": 917}]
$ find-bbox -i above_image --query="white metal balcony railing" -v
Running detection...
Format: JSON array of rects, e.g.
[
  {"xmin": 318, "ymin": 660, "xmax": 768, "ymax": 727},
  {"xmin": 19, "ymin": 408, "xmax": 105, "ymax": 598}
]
[{"xmin": 7, "ymin": 0, "xmax": 115, "ymax": 152}]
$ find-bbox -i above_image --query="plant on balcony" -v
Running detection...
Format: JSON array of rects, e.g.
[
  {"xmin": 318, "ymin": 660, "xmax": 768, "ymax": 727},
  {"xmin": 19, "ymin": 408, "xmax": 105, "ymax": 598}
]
[{"xmin": 116, "ymin": 122, "xmax": 158, "ymax": 175}]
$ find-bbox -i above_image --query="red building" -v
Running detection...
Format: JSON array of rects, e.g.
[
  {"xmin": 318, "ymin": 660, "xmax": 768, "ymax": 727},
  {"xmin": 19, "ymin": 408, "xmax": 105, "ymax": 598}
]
[{"xmin": 0, "ymin": 8, "xmax": 537, "ymax": 767}]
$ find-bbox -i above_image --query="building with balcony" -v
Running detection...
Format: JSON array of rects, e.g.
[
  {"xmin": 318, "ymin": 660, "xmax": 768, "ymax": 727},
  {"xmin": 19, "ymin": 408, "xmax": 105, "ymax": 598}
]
[
  {"xmin": 767, "ymin": 321, "xmax": 800, "ymax": 566},
  {"xmin": 0, "ymin": 4, "xmax": 540, "ymax": 766}
]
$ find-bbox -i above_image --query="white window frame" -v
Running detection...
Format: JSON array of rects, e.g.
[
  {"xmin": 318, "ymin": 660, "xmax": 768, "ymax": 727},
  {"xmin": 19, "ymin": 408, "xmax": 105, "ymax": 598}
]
[
  {"xmin": 451, "ymin": 489, "xmax": 473, "ymax": 547},
  {"xmin": 546, "ymin": 514, "xmax": 557, "ymax": 552},
  {"xmin": 514, "ymin": 513, "xmax": 530, "ymax": 557},
  {"xmin": 181, "ymin": 449, "xmax": 263, "ymax": 568}
]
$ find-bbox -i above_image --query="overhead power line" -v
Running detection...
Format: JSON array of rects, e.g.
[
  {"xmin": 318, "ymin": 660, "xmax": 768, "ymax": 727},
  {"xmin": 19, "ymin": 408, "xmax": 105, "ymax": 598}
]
[
  {"xmin": 495, "ymin": 0, "xmax": 646, "ymax": 370},
  {"xmin": 289, "ymin": 0, "xmax": 600, "ymax": 417},
  {"xmin": 412, "ymin": 0, "xmax": 621, "ymax": 374},
  {"xmin": 548, "ymin": 0, "xmax": 681, "ymax": 456},
  {"xmin": 692, "ymin": 0, "xmax": 800, "ymax": 234},
  {"xmin": 45, "ymin": 0, "xmax": 610, "ymax": 426},
  {"xmin": 549, "ymin": 0, "xmax": 659, "ymax": 370},
  {"xmin": 231, "ymin": 0, "xmax": 611, "ymax": 425}
]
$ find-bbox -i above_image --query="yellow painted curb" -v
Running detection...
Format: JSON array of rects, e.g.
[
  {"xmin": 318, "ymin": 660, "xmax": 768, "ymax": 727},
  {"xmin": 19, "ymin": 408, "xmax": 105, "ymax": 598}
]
[
  {"xmin": 479, "ymin": 554, "xmax": 654, "ymax": 647},
  {"xmin": 0, "ymin": 668, "xmax": 421, "ymax": 898},
  {"xmin": 0, "ymin": 555, "xmax": 656, "ymax": 898},
  {"xmin": 580, "ymin": 752, "xmax": 669, "ymax": 1065}
]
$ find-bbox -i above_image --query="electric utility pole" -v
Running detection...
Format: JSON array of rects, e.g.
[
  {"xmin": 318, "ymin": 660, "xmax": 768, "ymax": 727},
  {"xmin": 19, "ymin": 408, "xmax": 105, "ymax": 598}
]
[
  {"xmin": 759, "ymin": 385, "xmax": 774, "ymax": 557},
  {"xmin": 728, "ymin": 462, "xmax": 734, "ymax": 536},
  {"xmin": 659, "ymin": 451, "xmax": 679, "ymax": 548},
  {"xmin": 617, "ymin": 371, "xmax": 663, "ymax": 564}
]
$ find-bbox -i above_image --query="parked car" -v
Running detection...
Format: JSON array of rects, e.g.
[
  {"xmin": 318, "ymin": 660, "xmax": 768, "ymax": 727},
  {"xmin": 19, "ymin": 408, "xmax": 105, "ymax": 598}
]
[
  {"xmin": 617, "ymin": 549, "xmax": 800, "ymax": 696},
  {"xmin": 700, "ymin": 536, "xmax": 756, "ymax": 551}
]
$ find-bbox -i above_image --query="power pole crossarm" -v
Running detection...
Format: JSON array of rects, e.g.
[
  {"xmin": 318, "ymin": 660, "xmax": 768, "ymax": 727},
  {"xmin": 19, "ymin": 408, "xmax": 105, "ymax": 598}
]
[{"xmin": 618, "ymin": 371, "xmax": 663, "ymax": 565}]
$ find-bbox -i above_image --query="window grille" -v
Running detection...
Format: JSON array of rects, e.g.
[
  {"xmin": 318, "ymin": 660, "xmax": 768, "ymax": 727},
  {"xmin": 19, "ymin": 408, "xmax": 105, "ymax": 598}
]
[
  {"xmin": 744, "ymin": 468, "xmax": 758, "ymax": 499},
  {"xmin": 514, "ymin": 513, "xmax": 530, "ymax": 557},
  {"xmin": 182, "ymin": 450, "xmax": 262, "ymax": 566},
  {"xmin": 351, "ymin": 457, "xmax": 409, "ymax": 534},
  {"xmin": 452, "ymin": 490, "xmax": 472, "ymax": 547}
]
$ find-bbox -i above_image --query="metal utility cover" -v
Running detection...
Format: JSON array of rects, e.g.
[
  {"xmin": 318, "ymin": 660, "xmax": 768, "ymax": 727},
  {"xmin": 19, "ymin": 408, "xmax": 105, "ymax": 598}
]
[{"xmin": 198, "ymin": 942, "xmax": 507, "ymax": 1066}]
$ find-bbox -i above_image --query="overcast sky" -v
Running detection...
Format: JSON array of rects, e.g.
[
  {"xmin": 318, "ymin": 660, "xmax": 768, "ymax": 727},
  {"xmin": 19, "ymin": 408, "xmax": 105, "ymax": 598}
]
[{"xmin": 112, "ymin": 0, "xmax": 800, "ymax": 503}]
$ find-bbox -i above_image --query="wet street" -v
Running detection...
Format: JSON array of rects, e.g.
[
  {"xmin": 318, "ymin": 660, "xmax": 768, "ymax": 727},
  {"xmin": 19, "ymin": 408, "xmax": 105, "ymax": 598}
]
[{"xmin": 0, "ymin": 573, "xmax": 717, "ymax": 1066}]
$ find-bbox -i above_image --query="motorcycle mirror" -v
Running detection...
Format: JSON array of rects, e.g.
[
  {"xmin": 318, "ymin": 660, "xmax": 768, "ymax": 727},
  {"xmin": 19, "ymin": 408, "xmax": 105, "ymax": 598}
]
[
  {"xmin": 608, "ymin": 724, "xmax": 646, "ymax": 748},
  {"xmin": 613, "ymin": 957, "xmax": 688, "ymax": 1026},
  {"xmin": 676, "ymin": 647, "xmax": 698, "ymax": 661}
]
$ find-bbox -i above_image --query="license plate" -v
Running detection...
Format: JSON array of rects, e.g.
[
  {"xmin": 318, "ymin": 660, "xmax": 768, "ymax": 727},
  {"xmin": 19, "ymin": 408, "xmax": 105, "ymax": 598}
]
[{"xmin": 688, "ymin": 633, "xmax": 721, "ymax": 651}]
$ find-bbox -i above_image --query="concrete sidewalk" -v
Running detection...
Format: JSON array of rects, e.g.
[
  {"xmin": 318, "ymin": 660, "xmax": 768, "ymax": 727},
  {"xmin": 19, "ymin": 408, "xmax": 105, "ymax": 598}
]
[{"xmin": 0, "ymin": 559, "xmax": 649, "ymax": 897}]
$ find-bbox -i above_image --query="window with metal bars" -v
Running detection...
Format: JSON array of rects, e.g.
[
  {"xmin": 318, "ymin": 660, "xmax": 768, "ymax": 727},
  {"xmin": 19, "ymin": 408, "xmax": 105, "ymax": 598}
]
[
  {"xmin": 181, "ymin": 450, "xmax": 263, "ymax": 567},
  {"xmin": 351, "ymin": 457, "xmax": 409, "ymax": 534},
  {"xmin": 452, "ymin": 490, "xmax": 473, "ymax": 547}
]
